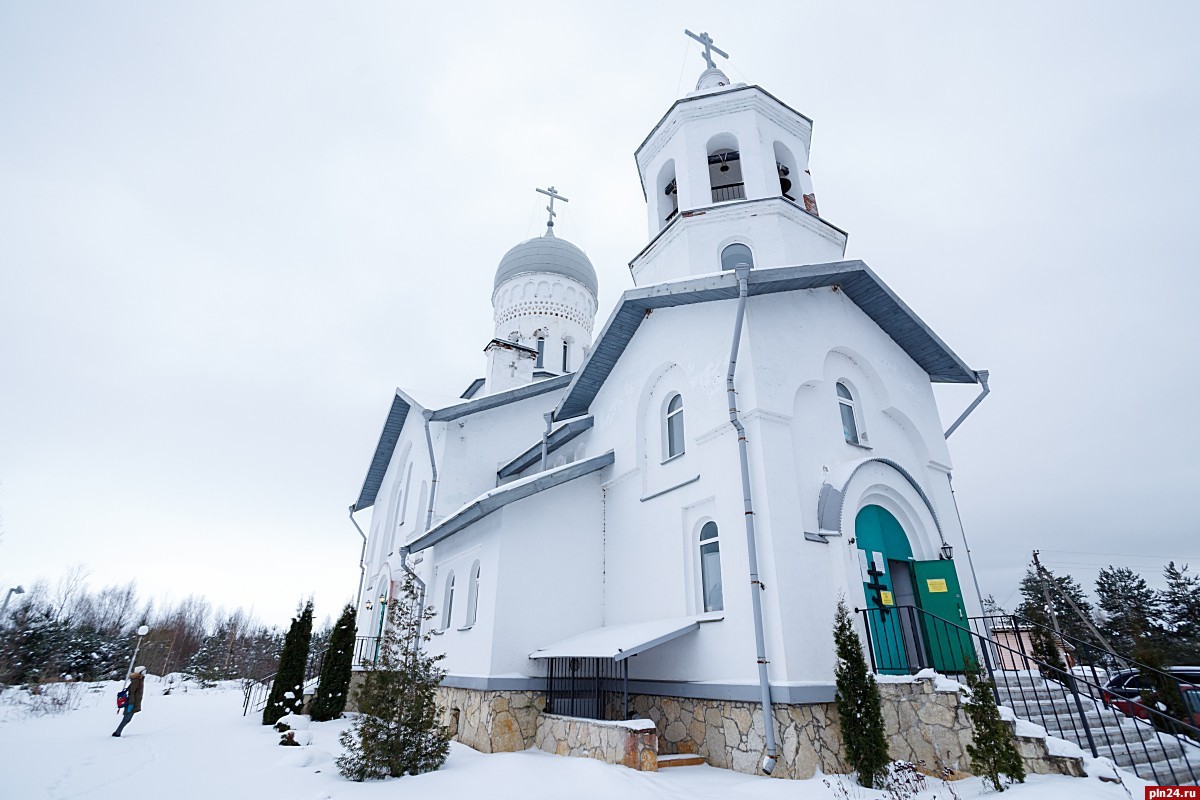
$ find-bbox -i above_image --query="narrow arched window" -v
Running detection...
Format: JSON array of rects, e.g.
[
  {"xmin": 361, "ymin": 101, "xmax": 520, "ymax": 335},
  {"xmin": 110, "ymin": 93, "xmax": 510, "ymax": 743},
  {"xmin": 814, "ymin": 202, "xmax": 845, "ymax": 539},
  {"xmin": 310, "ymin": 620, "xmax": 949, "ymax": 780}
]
[
  {"xmin": 665, "ymin": 393, "xmax": 685, "ymax": 460},
  {"xmin": 536, "ymin": 337, "xmax": 545, "ymax": 369},
  {"xmin": 836, "ymin": 382, "xmax": 861, "ymax": 445},
  {"xmin": 465, "ymin": 560, "xmax": 481, "ymax": 627},
  {"xmin": 721, "ymin": 243, "xmax": 754, "ymax": 271},
  {"xmin": 442, "ymin": 571, "xmax": 456, "ymax": 630},
  {"xmin": 699, "ymin": 522, "xmax": 723, "ymax": 612},
  {"xmin": 562, "ymin": 341, "xmax": 569, "ymax": 372}
]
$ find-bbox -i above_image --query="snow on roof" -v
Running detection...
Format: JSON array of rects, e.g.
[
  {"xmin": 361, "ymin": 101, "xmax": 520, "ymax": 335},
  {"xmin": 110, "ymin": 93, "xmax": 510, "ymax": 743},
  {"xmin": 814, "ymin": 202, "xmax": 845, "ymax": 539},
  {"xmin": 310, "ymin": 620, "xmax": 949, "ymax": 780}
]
[{"xmin": 530, "ymin": 616, "xmax": 703, "ymax": 662}]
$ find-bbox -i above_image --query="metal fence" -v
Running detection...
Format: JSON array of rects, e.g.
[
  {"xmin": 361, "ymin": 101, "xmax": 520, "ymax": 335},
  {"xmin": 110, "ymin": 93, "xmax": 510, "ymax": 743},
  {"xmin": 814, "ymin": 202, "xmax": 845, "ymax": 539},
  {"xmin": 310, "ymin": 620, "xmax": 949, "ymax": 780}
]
[
  {"xmin": 859, "ymin": 604, "xmax": 1199, "ymax": 785},
  {"xmin": 544, "ymin": 656, "xmax": 629, "ymax": 721}
]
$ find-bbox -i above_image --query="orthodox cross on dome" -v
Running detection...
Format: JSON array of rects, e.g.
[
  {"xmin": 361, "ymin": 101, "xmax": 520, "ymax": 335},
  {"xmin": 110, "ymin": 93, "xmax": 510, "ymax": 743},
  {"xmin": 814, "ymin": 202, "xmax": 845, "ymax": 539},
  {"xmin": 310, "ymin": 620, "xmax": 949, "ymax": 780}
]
[
  {"xmin": 684, "ymin": 29, "xmax": 728, "ymax": 70},
  {"xmin": 535, "ymin": 185, "xmax": 569, "ymax": 232}
]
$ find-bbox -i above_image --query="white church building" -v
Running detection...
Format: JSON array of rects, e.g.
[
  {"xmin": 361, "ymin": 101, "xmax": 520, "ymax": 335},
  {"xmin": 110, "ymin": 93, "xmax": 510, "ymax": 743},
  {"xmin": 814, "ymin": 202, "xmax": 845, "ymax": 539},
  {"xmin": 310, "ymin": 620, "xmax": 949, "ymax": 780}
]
[{"xmin": 348, "ymin": 38, "xmax": 989, "ymax": 778}]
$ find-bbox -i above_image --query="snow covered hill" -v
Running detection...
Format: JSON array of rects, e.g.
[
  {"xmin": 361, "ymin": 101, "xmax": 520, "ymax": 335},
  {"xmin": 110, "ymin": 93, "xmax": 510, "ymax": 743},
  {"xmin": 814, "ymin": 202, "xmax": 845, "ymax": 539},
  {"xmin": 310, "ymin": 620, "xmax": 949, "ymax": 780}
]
[{"xmin": 0, "ymin": 677, "xmax": 1154, "ymax": 799}]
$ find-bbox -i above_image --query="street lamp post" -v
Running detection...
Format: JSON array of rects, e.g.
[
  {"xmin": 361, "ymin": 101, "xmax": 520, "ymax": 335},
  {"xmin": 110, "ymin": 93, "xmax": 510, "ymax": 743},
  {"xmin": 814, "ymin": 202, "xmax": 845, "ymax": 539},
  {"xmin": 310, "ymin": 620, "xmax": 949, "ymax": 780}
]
[
  {"xmin": 2, "ymin": 585, "xmax": 25, "ymax": 615},
  {"xmin": 124, "ymin": 625, "xmax": 151, "ymax": 683}
]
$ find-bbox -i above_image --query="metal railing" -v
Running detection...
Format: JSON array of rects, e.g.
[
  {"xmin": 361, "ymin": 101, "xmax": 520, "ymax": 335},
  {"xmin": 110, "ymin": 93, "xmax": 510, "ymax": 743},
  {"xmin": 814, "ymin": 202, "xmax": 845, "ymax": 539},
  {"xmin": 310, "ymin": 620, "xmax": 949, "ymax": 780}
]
[
  {"xmin": 711, "ymin": 182, "xmax": 745, "ymax": 202},
  {"xmin": 859, "ymin": 604, "xmax": 1199, "ymax": 785},
  {"xmin": 240, "ymin": 651, "xmax": 325, "ymax": 717},
  {"xmin": 545, "ymin": 656, "xmax": 629, "ymax": 721},
  {"xmin": 353, "ymin": 636, "xmax": 381, "ymax": 668}
]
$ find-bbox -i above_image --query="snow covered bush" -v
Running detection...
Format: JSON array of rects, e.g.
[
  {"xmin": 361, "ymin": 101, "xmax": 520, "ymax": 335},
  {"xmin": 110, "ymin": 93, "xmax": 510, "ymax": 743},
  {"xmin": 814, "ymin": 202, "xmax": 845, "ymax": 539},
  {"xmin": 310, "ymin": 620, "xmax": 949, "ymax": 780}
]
[
  {"xmin": 832, "ymin": 598, "xmax": 889, "ymax": 789},
  {"xmin": 262, "ymin": 600, "xmax": 313, "ymax": 726},
  {"xmin": 963, "ymin": 664, "xmax": 1025, "ymax": 791},
  {"xmin": 337, "ymin": 575, "xmax": 449, "ymax": 780},
  {"xmin": 309, "ymin": 604, "xmax": 356, "ymax": 722}
]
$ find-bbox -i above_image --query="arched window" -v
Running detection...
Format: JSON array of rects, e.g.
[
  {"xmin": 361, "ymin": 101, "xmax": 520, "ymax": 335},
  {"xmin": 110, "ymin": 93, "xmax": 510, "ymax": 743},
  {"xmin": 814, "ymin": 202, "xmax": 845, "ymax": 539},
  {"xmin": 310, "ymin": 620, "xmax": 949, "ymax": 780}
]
[
  {"xmin": 398, "ymin": 463, "xmax": 413, "ymax": 526},
  {"xmin": 836, "ymin": 382, "xmax": 861, "ymax": 445},
  {"xmin": 536, "ymin": 337, "xmax": 545, "ymax": 369},
  {"xmin": 562, "ymin": 340, "xmax": 569, "ymax": 372},
  {"xmin": 664, "ymin": 393, "xmax": 685, "ymax": 460},
  {"xmin": 720, "ymin": 243, "xmax": 754, "ymax": 271},
  {"xmin": 699, "ymin": 522, "xmax": 723, "ymax": 612},
  {"xmin": 465, "ymin": 560, "xmax": 481, "ymax": 627},
  {"xmin": 773, "ymin": 141, "xmax": 799, "ymax": 202},
  {"xmin": 441, "ymin": 571, "xmax": 456, "ymax": 630}
]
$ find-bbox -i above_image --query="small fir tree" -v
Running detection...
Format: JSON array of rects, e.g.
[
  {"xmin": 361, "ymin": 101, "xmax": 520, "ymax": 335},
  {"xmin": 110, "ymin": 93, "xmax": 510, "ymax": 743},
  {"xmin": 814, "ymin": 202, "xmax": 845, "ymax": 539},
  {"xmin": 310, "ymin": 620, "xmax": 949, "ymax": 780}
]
[
  {"xmin": 338, "ymin": 575, "xmax": 449, "ymax": 780},
  {"xmin": 310, "ymin": 604, "xmax": 358, "ymax": 722},
  {"xmin": 963, "ymin": 662, "xmax": 1026, "ymax": 791},
  {"xmin": 832, "ymin": 598, "xmax": 889, "ymax": 789},
  {"xmin": 262, "ymin": 599, "xmax": 313, "ymax": 726}
]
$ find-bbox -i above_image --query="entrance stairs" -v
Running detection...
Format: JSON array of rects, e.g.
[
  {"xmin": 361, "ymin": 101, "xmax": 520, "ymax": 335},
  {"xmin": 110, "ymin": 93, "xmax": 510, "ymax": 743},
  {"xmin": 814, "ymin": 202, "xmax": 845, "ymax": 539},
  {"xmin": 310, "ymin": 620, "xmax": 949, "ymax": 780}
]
[{"xmin": 993, "ymin": 673, "xmax": 1199, "ymax": 786}]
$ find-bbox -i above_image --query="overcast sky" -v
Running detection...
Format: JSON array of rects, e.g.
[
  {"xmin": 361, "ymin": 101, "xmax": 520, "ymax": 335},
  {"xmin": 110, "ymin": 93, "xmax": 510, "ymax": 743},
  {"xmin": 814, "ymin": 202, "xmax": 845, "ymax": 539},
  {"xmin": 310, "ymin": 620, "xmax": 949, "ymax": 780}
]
[{"xmin": 2, "ymin": 2, "xmax": 1198, "ymax": 627}]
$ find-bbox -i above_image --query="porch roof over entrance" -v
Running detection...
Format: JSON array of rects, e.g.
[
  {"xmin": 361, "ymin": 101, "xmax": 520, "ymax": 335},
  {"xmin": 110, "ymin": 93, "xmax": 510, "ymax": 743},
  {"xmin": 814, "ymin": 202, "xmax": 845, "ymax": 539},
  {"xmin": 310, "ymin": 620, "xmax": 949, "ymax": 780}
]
[{"xmin": 529, "ymin": 616, "xmax": 703, "ymax": 662}]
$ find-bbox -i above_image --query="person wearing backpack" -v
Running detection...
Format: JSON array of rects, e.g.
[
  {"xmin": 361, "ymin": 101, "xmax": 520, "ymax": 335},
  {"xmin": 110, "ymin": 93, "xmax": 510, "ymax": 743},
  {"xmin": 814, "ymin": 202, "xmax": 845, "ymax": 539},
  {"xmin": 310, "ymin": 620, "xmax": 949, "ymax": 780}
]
[{"xmin": 112, "ymin": 667, "xmax": 146, "ymax": 737}]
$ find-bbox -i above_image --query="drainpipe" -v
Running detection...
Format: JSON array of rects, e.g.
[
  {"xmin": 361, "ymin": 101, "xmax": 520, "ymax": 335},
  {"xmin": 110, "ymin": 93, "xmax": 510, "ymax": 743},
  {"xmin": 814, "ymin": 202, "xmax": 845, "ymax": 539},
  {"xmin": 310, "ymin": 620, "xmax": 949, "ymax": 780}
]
[
  {"xmin": 726, "ymin": 263, "xmax": 778, "ymax": 775},
  {"xmin": 423, "ymin": 412, "xmax": 439, "ymax": 531},
  {"xmin": 397, "ymin": 546, "xmax": 427, "ymax": 648},
  {"xmin": 348, "ymin": 505, "xmax": 368, "ymax": 610},
  {"xmin": 540, "ymin": 412, "xmax": 553, "ymax": 472},
  {"xmin": 943, "ymin": 370, "xmax": 990, "ymax": 439}
]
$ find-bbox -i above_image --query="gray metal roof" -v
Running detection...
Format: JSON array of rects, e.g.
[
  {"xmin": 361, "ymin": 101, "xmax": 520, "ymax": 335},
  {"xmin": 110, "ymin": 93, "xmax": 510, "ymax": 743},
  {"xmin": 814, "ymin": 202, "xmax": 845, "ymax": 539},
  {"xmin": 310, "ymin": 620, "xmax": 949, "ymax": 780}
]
[
  {"xmin": 554, "ymin": 260, "xmax": 978, "ymax": 422},
  {"xmin": 352, "ymin": 375, "xmax": 573, "ymax": 512},
  {"xmin": 496, "ymin": 416, "xmax": 595, "ymax": 479},
  {"xmin": 493, "ymin": 230, "xmax": 599, "ymax": 298},
  {"xmin": 352, "ymin": 392, "xmax": 411, "ymax": 512},
  {"xmin": 407, "ymin": 450, "xmax": 615, "ymax": 553},
  {"xmin": 427, "ymin": 373, "xmax": 572, "ymax": 422}
]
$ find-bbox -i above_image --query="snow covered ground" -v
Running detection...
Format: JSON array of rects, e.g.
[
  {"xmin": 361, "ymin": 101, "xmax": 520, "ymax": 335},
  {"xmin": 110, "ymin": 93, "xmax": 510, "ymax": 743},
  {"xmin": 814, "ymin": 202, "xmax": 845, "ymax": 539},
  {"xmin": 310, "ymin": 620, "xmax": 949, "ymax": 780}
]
[{"xmin": 0, "ymin": 677, "xmax": 1153, "ymax": 799}]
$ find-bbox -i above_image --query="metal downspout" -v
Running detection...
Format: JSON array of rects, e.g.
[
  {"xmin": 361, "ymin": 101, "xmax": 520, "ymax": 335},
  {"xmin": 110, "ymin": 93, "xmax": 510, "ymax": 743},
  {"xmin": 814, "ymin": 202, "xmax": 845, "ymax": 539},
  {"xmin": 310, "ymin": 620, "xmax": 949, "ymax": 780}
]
[
  {"xmin": 423, "ymin": 413, "xmax": 439, "ymax": 531},
  {"xmin": 348, "ymin": 505, "xmax": 368, "ymax": 610},
  {"xmin": 397, "ymin": 546, "xmax": 427, "ymax": 647},
  {"xmin": 943, "ymin": 370, "xmax": 990, "ymax": 439},
  {"xmin": 726, "ymin": 264, "xmax": 778, "ymax": 775},
  {"xmin": 540, "ymin": 412, "xmax": 553, "ymax": 471}
]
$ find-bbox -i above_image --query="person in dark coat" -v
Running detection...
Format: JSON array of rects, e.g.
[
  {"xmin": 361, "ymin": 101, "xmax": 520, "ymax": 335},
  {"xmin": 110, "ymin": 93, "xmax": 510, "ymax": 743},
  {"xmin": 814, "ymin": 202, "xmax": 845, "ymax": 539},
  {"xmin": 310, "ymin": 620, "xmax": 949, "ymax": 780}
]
[{"xmin": 112, "ymin": 666, "xmax": 146, "ymax": 737}]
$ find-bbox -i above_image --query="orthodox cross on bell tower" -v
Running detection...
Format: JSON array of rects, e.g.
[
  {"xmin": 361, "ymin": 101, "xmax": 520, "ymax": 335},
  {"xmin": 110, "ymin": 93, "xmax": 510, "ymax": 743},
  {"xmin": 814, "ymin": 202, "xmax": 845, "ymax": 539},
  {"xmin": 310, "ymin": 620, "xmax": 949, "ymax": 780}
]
[
  {"xmin": 684, "ymin": 29, "xmax": 729, "ymax": 70},
  {"xmin": 536, "ymin": 185, "xmax": 569, "ymax": 232}
]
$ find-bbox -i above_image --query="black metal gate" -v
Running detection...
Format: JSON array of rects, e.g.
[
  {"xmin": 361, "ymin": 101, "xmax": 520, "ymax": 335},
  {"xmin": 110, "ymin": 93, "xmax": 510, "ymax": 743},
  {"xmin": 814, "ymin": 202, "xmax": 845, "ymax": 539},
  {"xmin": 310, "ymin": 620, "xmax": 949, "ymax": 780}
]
[{"xmin": 544, "ymin": 656, "xmax": 629, "ymax": 720}]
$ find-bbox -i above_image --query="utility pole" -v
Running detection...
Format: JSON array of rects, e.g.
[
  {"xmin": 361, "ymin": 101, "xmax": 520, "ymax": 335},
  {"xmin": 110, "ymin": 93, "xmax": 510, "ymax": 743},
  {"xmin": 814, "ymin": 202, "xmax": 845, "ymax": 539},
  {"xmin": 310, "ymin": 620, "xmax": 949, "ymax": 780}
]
[{"xmin": 1032, "ymin": 550, "xmax": 1120, "ymax": 660}]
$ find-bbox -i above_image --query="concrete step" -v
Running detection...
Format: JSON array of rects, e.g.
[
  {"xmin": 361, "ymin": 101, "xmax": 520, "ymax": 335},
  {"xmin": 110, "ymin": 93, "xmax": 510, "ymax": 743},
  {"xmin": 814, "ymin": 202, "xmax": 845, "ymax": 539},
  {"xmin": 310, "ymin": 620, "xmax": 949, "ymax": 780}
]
[
  {"xmin": 1096, "ymin": 737, "xmax": 1185, "ymax": 768},
  {"xmin": 657, "ymin": 753, "xmax": 706, "ymax": 769},
  {"xmin": 1137, "ymin": 752, "xmax": 1200, "ymax": 786},
  {"xmin": 1044, "ymin": 718, "xmax": 1163, "ymax": 744}
]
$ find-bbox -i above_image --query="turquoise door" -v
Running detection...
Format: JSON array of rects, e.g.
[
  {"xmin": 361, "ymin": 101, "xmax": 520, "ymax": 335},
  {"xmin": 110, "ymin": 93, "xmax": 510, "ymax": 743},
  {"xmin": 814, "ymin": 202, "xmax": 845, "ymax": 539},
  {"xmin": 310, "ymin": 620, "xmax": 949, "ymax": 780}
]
[
  {"xmin": 912, "ymin": 559, "xmax": 977, "ymax": 673},
  {"xmin": 854, "ymin": 506, "xmax": 913, "ymax": 673}
]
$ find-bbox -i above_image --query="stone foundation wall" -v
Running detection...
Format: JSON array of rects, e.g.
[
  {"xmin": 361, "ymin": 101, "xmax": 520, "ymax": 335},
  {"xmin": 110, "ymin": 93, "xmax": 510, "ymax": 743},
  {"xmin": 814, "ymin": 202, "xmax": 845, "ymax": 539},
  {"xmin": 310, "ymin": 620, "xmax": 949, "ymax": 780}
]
[
  {"xmin": 433, "ymin": 686, "xmax": 545, "ymax": 753},
  {"xmin": 534, "ymin": 713, "xmax": 658, "ymax": 771},
  {"xmin": 629, "ymin": 694, "xmax": 844, "ymax": 779},
  {"xmin": 877, "ymin": 677, "xmax": 974, "ymax": 773},
  {"xmin": 352, "ymin": 673, "xmax": 1085, "ymax": 781}
]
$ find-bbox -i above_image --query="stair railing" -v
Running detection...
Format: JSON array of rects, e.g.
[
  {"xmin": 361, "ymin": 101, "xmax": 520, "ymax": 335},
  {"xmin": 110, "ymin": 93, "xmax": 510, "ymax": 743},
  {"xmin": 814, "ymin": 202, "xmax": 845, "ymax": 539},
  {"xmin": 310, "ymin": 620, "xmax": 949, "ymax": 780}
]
[{"xmin": 858, "ymin": 604, "xmax": 1199, "ymax": 786}]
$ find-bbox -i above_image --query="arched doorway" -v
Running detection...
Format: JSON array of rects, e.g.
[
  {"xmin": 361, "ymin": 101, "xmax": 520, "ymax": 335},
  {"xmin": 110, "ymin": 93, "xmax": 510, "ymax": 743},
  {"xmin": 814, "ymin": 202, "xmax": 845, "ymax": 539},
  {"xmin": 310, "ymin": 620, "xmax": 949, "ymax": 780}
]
[{"xmin": 854, "ymin": 505, "xmax": 972, "ymax": 674}]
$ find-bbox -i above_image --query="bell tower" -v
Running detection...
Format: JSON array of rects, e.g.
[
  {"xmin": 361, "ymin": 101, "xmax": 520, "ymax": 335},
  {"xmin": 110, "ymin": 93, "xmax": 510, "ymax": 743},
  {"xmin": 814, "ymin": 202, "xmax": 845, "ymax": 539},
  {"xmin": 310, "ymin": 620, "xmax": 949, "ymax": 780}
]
[{"xmin": 630, "ymin": 32, "xmax": 849, "ymax": 286}]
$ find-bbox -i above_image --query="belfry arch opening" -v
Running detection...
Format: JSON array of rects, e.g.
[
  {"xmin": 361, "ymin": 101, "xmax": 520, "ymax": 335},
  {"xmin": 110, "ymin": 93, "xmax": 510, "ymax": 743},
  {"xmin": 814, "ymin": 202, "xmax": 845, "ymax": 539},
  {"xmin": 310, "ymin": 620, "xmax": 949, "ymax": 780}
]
[
  {"xmin": 657, "ymin": 159, "xmax": 679, "ymax": 228},
  {"xmin": 707, "ymin": 134, "xmax": 744, "ymax": 203},
  {"xmin": 773, "ymin": 141, "xmax": 799, "ymax": 202}
]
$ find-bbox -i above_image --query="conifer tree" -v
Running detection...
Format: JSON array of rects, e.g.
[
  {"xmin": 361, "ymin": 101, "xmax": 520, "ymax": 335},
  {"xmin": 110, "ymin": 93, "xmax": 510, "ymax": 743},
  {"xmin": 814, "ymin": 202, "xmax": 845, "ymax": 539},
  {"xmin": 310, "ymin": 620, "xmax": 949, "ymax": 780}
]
[
  {"xmin": 832, "ymin": 598, "xmax": 889, "ymax": 789},
  {"xmin": 1095, "ymin": 566, "xmax": 1162, "ymax": 657},
  {"xmin": 963, "ymin": 663, "xmax": 1025, "ymax": 791},
  {"xmin": 338, "ymin": 575, "xmax": 449, "ymax": 780},
  {"xmin": 310, "ymin": 604, "xmax": 357, "ymax": 722},
  {"xmin": 1161, "ymin": 562, "xmax": 1200, "ymax": 662},
  {"xmin": 262, "ymin": 599, "xmax": 313, "ymax": 726}
]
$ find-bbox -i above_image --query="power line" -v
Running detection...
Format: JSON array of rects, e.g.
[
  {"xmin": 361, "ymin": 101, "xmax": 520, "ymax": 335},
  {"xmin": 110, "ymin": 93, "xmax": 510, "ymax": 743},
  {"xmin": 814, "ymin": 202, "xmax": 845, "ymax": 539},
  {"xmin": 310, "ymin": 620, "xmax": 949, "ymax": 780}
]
[{"xmin": 1039, "ymin": 549, "xmax": 1199, "ymax": 562}]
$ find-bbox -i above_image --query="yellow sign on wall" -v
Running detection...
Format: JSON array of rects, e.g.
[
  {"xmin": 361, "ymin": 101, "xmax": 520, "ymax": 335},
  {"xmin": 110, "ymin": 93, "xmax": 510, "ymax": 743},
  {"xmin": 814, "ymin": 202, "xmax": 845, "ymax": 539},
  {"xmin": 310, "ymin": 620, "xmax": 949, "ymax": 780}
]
[
  {"xmin": 880, "ymin": 591, "xmax": 894, "ymax": 606},
  {"xmin": 926, "ymin": 579, "xmax": 948, "ymax": 593}
]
